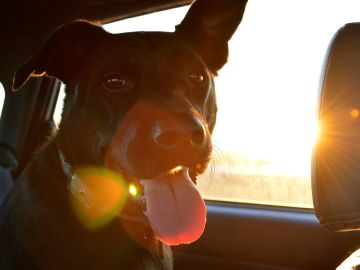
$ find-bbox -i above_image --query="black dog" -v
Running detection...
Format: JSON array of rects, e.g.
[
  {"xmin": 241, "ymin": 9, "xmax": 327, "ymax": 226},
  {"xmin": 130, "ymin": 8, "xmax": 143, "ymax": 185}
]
[{"xmin": 0, "ymin": 0, "xmax": 247, "ymax": 269}]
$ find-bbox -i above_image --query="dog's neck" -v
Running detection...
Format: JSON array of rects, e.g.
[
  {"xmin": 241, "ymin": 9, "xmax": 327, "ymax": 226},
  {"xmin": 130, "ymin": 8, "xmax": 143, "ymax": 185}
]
[{"xmin": 57, "ymin": 149, "xmax": 163, "ymax": 255}]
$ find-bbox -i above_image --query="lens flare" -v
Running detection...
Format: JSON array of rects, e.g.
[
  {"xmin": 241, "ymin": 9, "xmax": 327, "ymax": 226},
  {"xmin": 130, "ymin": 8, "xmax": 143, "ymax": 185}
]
[
  {"xmin": 128, "ymin": 183, "xmax": 138, "ymax": 197},
  {"xmin": 350, "ymin": 108, "xmax": 359, "ymax": 118},
  {"xmin": 69, "ymin": 167, "xmax": 128, "ymax": 230}
]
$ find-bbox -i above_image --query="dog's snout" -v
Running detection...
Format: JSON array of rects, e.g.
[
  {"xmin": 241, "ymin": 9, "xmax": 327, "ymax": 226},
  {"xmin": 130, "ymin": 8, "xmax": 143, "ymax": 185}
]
[{"xmin": 153, "ymin": 117, "xmax": 206, "ymax": 150}]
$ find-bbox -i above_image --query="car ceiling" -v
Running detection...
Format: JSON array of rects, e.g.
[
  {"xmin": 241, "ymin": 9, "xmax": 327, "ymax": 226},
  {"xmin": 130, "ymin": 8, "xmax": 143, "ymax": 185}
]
[{"xmin": 0, "ymin": 0, "xmax": 191, "ymax": 91}]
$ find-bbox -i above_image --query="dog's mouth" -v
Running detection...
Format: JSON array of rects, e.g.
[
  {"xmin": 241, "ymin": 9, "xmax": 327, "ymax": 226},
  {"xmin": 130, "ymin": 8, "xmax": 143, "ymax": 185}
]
[
  {"xmin": 120, "ymin": 166, "xmax": 206, "ymax": 246},
  {"xmin": 143, "ymin": 167, "xmax": 205, "ymax": 245}
]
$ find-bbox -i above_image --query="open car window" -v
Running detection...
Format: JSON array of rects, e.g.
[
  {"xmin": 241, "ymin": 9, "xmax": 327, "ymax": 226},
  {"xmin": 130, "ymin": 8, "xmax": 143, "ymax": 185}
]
[{"xmin": 53, "ymin": 1, "xmax": 360, "ymax": 209}]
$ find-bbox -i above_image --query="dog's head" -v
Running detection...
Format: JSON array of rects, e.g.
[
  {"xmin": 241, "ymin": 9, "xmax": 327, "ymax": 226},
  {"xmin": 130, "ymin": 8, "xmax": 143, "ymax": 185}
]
[{"xmin": 13, "ymin": 0, "xmax": 247, "ymax": 245}]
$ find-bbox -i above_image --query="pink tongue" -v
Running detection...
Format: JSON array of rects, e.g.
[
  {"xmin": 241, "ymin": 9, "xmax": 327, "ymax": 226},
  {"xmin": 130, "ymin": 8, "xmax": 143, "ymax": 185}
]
[{"xmin": 143, "ymin": 168, "xmax": 206, "ymax": 245}]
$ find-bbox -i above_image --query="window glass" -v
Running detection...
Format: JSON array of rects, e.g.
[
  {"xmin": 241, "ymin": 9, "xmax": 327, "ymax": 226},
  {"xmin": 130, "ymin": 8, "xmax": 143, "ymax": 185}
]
[
  {"xmin": 0, "ymin": 83, "xmax": 5, "ymax": 117},
  {"xmin": 54, "ymin": 1, "xmax": 360, "ymax": 208}
]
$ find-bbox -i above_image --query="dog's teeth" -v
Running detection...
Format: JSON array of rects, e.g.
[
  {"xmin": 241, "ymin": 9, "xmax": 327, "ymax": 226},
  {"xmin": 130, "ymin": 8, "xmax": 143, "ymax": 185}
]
[
  {"xmin": 136, "ymin": 196, "xmax": 146, "ymax": 204},
  {"xmin": 132, "ymin": 195, "xmax": 146, "ymax": 208}
]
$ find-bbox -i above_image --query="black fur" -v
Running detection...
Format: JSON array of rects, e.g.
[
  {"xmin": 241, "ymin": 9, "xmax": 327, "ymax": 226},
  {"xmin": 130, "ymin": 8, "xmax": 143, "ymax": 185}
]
[{"xmin": 0, "ymin": 0, "xmax": 247, "ymax": 269}]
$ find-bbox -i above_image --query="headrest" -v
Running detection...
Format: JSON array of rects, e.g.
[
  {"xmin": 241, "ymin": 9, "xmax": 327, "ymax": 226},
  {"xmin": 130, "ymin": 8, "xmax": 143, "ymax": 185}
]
[{"xmin": 313, "ymin": 23, "xmax": 360, "ymax": 231}]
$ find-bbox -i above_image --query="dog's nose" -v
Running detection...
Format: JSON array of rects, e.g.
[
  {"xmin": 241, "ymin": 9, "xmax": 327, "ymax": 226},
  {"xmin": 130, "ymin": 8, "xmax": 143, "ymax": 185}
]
[
  {"xmin": 153, "ymin": 127, "xmax": 180, "ymax": 148},
  {"xmin": 153, "ymin": 117, "xmax": 206, "ymax": 149},
  {"xmin": 189, "ymin": 116, "xmax": 206, "ymax": 146}
]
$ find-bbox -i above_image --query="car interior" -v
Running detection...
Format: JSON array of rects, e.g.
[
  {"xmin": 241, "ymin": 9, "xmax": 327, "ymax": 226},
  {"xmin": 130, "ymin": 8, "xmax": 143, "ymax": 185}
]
[{"xmin": 1, "ymin": 0, "xmax": 360, "ymax": 269}]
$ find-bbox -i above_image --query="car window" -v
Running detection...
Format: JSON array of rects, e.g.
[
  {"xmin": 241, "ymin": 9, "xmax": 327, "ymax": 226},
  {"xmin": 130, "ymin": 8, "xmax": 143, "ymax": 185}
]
[
  {"xmin": 54, "ymin": 1, "xmax": 360, "ymax": 208},
  {"xmin": 0, "ymin": 83, "xmax": 4, "ymax": 117}
]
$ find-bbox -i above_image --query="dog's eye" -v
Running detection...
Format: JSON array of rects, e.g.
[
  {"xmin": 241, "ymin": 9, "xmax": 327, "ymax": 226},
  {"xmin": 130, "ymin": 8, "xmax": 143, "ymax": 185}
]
[
  {"xmin": 104, "ymin": 74, "xmax": 133, "ymax": 92},
  {"xmin": 188, "ymin": 71, "xmax": 207, "ymax": 86}
]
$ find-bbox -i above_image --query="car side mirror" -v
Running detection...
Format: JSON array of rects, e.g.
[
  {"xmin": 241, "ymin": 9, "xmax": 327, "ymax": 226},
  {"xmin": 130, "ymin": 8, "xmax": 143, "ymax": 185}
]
[{"xmin": 313, "ymin": 23, "xmax": 360, "ymax": 231}]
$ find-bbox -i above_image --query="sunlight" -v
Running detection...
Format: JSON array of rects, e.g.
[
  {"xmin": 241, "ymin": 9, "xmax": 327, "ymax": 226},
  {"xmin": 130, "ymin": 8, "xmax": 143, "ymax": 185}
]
[
  {"xmin": 53, "ymin": 84, "xmax": 66, "ymax": 127},
  {"xmin": 208, "ymin": 0, "xmax": 360, "ymax": 178},
  {"xmin": 0, "ymin": 83, "xmax": 4, "ymax": 116}
]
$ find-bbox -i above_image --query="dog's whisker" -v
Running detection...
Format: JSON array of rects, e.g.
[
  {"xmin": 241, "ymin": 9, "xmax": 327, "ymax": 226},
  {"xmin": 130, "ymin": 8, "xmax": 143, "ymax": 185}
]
[
  {"xmin": 204, "ymin": 142, "xmax": 223, "ymax": 185},
  {"xmin": 212, "ymin": 142, "xmax": 225, "ymax": 161},
  {"xmin": 210, "ymin": 159, "xmax": 216, "ymax": 182}
]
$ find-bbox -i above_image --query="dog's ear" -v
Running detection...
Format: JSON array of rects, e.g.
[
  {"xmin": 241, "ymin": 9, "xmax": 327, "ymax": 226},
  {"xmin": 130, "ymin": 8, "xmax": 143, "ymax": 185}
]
[
  {"xmin": 13, "ymin": 21, "xmax": 107, "ymax": 91},
  {"xmin": 176, "ymin": 0, "xmax": 247, "ymax": 72}
]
